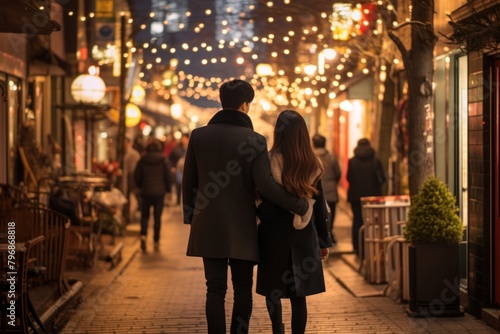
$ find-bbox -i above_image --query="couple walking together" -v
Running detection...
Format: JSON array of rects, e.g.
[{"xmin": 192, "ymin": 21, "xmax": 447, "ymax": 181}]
[{"xmin": 182, "ymin": 79, "xmax": 333, "ymax": 334}]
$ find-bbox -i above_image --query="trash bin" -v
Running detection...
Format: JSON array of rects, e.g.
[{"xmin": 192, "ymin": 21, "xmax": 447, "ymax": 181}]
[{"xmin": 359, "ymin": 195, "xmax": 410, "ymax": 284}]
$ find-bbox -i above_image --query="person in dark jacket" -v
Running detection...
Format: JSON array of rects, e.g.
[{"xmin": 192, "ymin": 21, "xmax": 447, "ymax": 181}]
[
  {"xmin": 312, "ymin": 133, "xmax": 341, "ymax": 244},
  {"xmin": 257, "ymin": 110, "xmax": 332, "ymax": 334},
  {"xmin": 182, "ymin": 79, "xmax": 310, "ymax": 334},
  {"xmin": 168, "ymin": 133, "xmax": 189, "ymax": 205},
  {"xmin": 346, "ymin": 138, "xmax": 386, "ymax": 256},
  {"xmin": 134, "ymin": 139, "xmax": 172, "ymax": 251}
]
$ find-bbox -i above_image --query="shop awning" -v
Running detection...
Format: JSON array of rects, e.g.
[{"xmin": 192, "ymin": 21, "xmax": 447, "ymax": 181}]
[
  {"xmin": 30, "ymin": 61, "xmax": 66, "ymax": 76},
  {"xmin": 0, "ymin": 0, "xmax": 61, "ymax": 34}
]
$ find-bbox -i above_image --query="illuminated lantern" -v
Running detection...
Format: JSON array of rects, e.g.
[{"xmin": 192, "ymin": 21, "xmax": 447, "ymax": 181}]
[
  {"xmin": 125, "ymin": 103, "xmax": 142, "ymax": 127},
  {"xmin": 71, "ymin": 74, "xmax": 106, "ymax": 103},
  {"xmin": 107, "ymin": 103, "xmax": 142, "ymax": 127}
]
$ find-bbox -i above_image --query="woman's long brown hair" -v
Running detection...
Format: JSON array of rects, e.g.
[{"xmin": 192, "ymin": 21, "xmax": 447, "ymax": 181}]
[{"xmin": 271, "ymin": 110, "xmax": 323, "ymax": 198}]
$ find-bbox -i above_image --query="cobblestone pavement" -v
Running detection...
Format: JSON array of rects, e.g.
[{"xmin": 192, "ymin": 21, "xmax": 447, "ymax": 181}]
[{"xmin": 59, "ymin": 205, "xmax": 498, "ymax": 334}]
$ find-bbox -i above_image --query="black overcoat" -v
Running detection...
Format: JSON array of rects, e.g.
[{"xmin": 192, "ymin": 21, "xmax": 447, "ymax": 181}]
[
  {"xmin": 134, "ymin": 151, "xmax": 171, "ymax": 198},
  {"xmin": 256, "ymin": 181, "xmax": 332, "ymax": 297},
  {"xmin": 182, "ymin": 110, "xmax": 309, "ymax": 262},
  {"xmin": 346, "ymin": 143, "xmax": 385, "ymax": 203}
]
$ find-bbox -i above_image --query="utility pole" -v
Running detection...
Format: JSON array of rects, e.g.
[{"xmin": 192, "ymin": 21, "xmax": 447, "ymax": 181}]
[{"xmin": 116, "ymin": 12, "xmax": 127, "ymax": 185}]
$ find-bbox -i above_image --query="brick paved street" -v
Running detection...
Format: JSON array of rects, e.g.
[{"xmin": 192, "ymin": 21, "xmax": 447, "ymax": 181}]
[{"xmin": 59, "ymin": 205, "xmax": 498, "ymax": 333}]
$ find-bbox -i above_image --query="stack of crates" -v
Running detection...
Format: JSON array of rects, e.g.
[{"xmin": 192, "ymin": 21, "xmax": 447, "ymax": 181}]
[{"xmin": 359, "ymin": 195, "xmax": 410, "ymax": 284}]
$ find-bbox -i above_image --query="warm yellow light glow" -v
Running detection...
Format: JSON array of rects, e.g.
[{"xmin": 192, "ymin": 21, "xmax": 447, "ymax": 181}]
[
  {"xmin": 256, "ymin": 63, "xmax": 273, "ymax": 76},
  {"xmin": 351, "ymin": 9, "xmax": 362, "ymax": 21},
  {"xmin": 323, "ymin": 48, "xmax": 336, "ymax": 60},
  {"xmin": 339, "ymin": 100, "xmax": 353, "ymax": 112},
  {"xmin": 130, "ymin": 85, "xmax": 146, "ymax": 103},
  {"xmin": 304, "ymin": 65, "xmax": 317, "ymax": 76},
  {"xmin": 171, "ymin": 103, "xmax": 183, "ymax": 119}
]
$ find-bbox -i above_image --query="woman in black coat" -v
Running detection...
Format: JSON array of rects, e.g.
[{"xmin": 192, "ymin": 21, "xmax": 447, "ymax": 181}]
[{"xmin": 256, "ymin": 110, "xmax": 332, "ymax": 334}]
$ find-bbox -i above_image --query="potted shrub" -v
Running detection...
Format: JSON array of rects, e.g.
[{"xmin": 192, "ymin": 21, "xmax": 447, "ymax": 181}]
[{"xmin": 404, "ymin": 176, "xmax": 464, "ymax": 317}]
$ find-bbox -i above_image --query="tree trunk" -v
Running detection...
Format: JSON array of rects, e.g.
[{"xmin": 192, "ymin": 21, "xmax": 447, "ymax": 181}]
[{"xmin": 407, "ymin": 0, "xmax": 436, "ymax": 195}]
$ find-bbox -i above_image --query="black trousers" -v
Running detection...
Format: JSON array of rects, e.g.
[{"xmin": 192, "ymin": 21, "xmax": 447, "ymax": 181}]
[
  {"xmin": 351, "ymin": 201, "xmax": 363, "ymax": 255},
  {"xmin": 140, "ymin": 195, "xmax": 164, "ymax": 242},
  {"xmin": 203, "ymin": 258, "xmax": 255, "ymax": 334}
]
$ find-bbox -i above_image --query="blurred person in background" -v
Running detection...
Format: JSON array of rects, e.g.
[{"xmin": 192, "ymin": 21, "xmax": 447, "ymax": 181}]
[
  {"xmin": 135, "ymin": 139, "xmax": 172, "ymax": 251},
  {"xmin": 168, "ymin": 133, "xmax": 189, "ymax": 205},
  {"xmin": 123, "ymin": 137, "xmax": 141, "ymax": 222},
  {"xmin": 347, "ymin": 138, "xmax": 386, "ymax": 256},
  {"xmin": 312, "ymin": 133, "xmax": 341, "ymax": 245}
]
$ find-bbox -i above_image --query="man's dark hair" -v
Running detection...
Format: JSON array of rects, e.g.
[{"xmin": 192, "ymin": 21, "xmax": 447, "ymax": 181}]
[
  {"xmin": 219, "ymin": 79, "xmax": 255, "ymax": 109},
  {"xmin": 312, "ymin": 134, "xmax": 326, "ymax": 148}
]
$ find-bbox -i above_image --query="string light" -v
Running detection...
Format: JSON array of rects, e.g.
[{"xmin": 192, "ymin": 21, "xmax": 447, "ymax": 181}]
[{"xmin": 68, "ymin": 1, "xmax": 397, "ymax": 111}]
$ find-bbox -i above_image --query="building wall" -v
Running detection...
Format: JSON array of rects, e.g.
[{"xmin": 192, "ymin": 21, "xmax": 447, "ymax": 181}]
[
  {"xmin": 0, "ymin": 34, "xmax": 27, "ymax": 184},
  {"xmin": 467, "ymin": 50, "xmax": 491, "ymax": 316}
]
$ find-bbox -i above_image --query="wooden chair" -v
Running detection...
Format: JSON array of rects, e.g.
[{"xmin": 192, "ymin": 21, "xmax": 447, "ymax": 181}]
[
  {"xmin": 50, "ymin": 183, "xmax": 101, "ymax": 268},
  {"xmin": 0, "ymin": 235, "xmax": 45, "ymax": 333},
  {"xmin": 0, "ymin": 206, "xmax": 72, "ymax": 331}
]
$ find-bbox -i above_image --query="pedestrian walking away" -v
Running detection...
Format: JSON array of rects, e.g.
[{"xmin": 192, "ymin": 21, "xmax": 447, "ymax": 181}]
[
  {"xmin": 256, "ymin": 110, "xmax": 333, "ymax": 334},
  {"xmin": 346, "ymin": 138, "xmax": 386, "ymax": 256},
  {"xmin": 134, "ymin": 138, "xmax": 172, "ymax": 251},
  {"xmin": 168, "ymin": 133, "xmax": 189, "ymax": 205},
  {"xmin": 123, "ymin": 136, "xmax": 141, "ymax": 222},
  {"xmin": 182, "ymin": 79, "xmax": 311, "ymax": 334},
  {"xmin": 312, "ymin": 133, "xmax": 341, "ymax": 245}
]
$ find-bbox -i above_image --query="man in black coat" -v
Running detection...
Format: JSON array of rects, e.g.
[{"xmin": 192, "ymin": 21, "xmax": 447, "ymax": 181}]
[
  {"xmin": 347, "ymin": 138, "xmax": 386, "ymax": 256},
  {"xmin": 182, "ymin": 79, "xmax": 310, "ymax": 334}
]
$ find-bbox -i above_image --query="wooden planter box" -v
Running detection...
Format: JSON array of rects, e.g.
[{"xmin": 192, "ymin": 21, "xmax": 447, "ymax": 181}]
[{"xmin": 407, "ymin": 244, "xmax": 464, "ymax": 317}]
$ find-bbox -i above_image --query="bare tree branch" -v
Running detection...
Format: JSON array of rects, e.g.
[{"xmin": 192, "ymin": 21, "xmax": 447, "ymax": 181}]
[
  {"xmin": 443, "ymin": 6, "xmax": 500, "ymax": 52},
  {"xmin": 388, "ymin": 31, "xmax": 410, "ymax": 67}
]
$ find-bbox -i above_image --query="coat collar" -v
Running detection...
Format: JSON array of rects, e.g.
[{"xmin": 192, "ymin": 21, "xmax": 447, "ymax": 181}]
[{"xmin": 208, "ymin": 109, "xmax": 254, "ymax": 130}]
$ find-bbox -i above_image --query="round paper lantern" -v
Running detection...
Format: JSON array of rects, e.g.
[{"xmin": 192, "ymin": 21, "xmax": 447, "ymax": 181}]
[
  {"xmin": 71, "ymin": 74, "xmax": 106, "ymax": 103},
  {"xmin": 107, "ymin": 104, "xmax": 142, "ymax": 127},
  {"xmin": 125, "ymin": 103, "xmax": 142, "ymax": 127}
]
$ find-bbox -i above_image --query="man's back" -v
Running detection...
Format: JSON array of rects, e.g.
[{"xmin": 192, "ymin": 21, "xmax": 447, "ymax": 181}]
[{"xmin": 182, "ymin": 111, "xmax": 266, "ymax": 262}]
